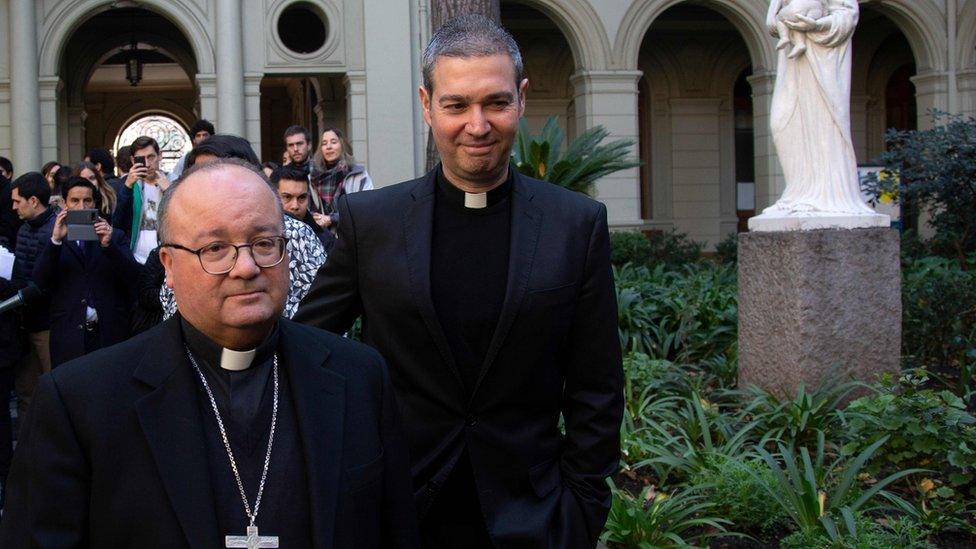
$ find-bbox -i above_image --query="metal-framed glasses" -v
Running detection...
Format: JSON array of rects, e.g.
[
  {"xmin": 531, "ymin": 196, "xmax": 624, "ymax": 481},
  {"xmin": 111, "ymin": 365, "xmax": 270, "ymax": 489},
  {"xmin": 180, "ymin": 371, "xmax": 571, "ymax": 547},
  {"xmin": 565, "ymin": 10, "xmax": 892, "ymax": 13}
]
[{"xmin": 160, "ymin": 236, "xmax": 288, "ymax": 275}]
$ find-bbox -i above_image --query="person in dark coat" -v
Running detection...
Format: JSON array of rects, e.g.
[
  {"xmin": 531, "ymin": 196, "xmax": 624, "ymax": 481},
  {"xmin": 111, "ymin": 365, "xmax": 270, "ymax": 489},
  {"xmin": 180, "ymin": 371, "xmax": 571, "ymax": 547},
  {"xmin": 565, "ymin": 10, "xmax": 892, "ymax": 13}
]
[
  {"xmin": 31, "ymin": 177, "xmax": 142, "ymax": 367},
  {"xmin": 0, "ymin": 158, "xmax": 418, "ymax": 547},
  {"xmin": 294, "ymin": 15, "xmax": 623, "ymax": 549}
]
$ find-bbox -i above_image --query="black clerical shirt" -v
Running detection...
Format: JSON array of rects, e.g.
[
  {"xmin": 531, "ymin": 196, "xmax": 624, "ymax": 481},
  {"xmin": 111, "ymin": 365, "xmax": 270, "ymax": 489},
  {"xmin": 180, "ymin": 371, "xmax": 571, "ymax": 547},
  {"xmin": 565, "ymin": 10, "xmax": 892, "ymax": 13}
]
[
  {"xmin": 181, "ymin": 318, "xmax": 312, "ymax": 546},
  {"xmin": 430, "ymin": 167, "xmax": 513, "ymax": 394}
]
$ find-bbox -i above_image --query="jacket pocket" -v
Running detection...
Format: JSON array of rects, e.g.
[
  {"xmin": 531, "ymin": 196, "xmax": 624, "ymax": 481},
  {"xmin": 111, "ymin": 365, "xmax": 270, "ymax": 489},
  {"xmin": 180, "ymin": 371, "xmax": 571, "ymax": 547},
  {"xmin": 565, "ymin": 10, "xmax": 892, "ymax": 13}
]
[
  {"xmin": 527, "ymin": 458, "xmax": 561, "ymax": 498},
  {"xmin": 343, "ymin": 449, "xmax": 384, "ymax": 494}
]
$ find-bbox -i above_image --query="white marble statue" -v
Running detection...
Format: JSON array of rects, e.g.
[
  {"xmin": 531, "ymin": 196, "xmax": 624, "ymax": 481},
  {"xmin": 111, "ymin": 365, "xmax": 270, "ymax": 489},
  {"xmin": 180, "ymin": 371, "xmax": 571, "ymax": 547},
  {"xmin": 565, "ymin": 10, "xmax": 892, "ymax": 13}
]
[{"xmin": 751, "ymin": 0, "xmax": 888, "ymax": 231}]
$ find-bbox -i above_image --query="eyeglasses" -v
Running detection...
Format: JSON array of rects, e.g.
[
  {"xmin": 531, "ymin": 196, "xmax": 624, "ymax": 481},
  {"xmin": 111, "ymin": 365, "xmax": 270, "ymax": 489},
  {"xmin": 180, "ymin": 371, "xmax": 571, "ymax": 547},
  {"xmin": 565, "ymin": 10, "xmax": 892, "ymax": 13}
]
[{"xmin": 160, "ymin": 236, "xmax": 288, "ymax": 275}]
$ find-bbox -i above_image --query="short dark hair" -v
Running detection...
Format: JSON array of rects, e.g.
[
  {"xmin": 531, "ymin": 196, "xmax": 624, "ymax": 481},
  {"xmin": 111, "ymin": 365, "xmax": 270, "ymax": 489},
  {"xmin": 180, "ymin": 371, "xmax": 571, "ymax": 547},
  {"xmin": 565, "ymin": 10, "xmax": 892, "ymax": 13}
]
[
  {"xmin": 160, "ymin": 157, "xmax": 280, "ymax": 243},
  {"xmin": 422, "ymin": 14, "xmax": 523, "ymax": 95},
  {"xmin": 116, "ymin": 146, "xmax": 133, "ymax": 173},
  {"xmin": 271, "ymin": 165, "xmax": 309, "ymax": 187},
  {"xmin": 190, "ymin": 119, "xmax": 215, "ymax": 136},
  {"xmin": 283, "ymin": 125, "xmax": 311, "ymax": 144},
  {"xmin": 186, "ymin": 134, "xmax": 261, "ymax": 168},
  {"xmin": 0, "ymin": 156, "xmax": 13, "ymax": 176},
  {"xmin": 86, "ymin": 147, "xmax": 116, "ymax": 176},
  {"xmin": 11, "ymin": 172, "xmax": 51, "ymax": 205},
  {"xmin": 61, "ymin": 176, "xmax": 98, "ymax": 201},
  {"xmin": 130, "ymin": 136, "xmax": 160, "ymax": 154}
]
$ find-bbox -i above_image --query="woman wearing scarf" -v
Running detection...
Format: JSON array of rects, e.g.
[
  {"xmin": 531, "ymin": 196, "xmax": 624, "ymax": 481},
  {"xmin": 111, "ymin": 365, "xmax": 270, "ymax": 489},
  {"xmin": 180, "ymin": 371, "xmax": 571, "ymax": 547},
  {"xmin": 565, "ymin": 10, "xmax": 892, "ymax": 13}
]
[{"xmin": 309, "ymin": 127, "xmax": 373, "ymax": 229}]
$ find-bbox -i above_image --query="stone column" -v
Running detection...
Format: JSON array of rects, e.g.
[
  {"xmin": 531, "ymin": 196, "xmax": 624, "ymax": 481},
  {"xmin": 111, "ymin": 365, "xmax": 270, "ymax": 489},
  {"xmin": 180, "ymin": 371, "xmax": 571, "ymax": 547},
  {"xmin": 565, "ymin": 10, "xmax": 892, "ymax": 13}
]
[
  {"xmin": 0, "ymin": 80, "xmax": 12, "ymax": 159},
  {"xmin": 570, "ymin": 70, "xmax": 642, "ymax": 227},
  {"xmin": 196, "ymin": 74, "xmax": 218, "ymax": 125},
  {"xmin": 9, "ymin": 0, "xmax": 41, "ymax": 171},
  {"xmin": 243, "ymin": 72, "xmax": 263, "ymax": 158},
  {"xmin": 344, "ymin": 72, "xmax": 368, "ymax": 167},
  {"xmin": 66, "ymin": 107, "xmax": 87, "ymax": 165},
  {"xmin": 911, "ymin": 71, "xmax": 949, "ymax": 129},
  {"xmin": 38, "ymin": 77, "xmax": 61, "ymax": 166},
  {"xmin": 747, "ymin": 71, "xmax": 782, "ymax": 213},
  {"xmin": 215, "ymin": 0, "xmax": 245, "ymax": 135}
]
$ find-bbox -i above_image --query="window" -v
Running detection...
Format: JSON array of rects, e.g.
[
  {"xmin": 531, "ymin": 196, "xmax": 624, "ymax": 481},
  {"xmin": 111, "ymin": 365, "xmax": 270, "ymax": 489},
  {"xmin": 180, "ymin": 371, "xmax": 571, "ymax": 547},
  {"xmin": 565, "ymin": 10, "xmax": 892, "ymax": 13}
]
[{"xmin": 114, "ymin": 114, "xmax": 191, "ymax": 174}]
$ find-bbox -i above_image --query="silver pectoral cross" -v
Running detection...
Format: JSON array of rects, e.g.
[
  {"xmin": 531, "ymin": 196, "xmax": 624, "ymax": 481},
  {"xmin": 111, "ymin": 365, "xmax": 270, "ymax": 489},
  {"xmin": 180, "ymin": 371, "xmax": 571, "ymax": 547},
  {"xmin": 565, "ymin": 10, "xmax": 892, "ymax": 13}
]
[{"xmin": 225, "ymin": 525, "xmax": 279, "ymax": 548}]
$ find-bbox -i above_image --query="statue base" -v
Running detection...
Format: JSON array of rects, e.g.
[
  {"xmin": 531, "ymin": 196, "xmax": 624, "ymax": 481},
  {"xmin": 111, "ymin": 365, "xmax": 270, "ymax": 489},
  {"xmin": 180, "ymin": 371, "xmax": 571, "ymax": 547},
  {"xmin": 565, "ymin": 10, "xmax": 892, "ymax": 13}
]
[
  {"xmin": 737, "ymin": 228, "xmax": 901, "ymax": 397},
  {"xmin": 748, "ymin": 212, "xmax": 889, "ymax": 232}
]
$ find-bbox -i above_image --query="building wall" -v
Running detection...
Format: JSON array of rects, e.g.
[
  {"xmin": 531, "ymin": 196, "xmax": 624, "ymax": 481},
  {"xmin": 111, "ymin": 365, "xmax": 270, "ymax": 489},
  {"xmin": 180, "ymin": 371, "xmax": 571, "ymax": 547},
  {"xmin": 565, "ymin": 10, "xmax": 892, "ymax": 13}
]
[{"xmin": 1, "ymin": 0, "xmax": 974, "ymax": 240}]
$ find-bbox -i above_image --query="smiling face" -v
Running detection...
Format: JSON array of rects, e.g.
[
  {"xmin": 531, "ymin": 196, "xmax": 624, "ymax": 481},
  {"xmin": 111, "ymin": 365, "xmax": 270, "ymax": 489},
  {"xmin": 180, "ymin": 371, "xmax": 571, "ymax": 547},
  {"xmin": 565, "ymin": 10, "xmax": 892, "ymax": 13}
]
[
  {"xmin": 159, "ymin": 164, "xmax": 288, "ymax": 349},
  {"xmin": 320, "ymin": 131, "xmax": 343, "ymax": 165},
  {"xmin": 419, "ymin": 53, "xmax": 527, "ymax": 191}
]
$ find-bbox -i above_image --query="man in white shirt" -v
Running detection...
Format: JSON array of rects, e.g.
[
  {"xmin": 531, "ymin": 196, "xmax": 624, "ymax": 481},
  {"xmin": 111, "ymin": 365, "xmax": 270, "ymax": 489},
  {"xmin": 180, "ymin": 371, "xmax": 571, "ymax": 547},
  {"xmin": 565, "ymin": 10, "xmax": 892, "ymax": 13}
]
[{"xmin": 112, "ymin": 136, "xmax": 170, "ymax": 264}]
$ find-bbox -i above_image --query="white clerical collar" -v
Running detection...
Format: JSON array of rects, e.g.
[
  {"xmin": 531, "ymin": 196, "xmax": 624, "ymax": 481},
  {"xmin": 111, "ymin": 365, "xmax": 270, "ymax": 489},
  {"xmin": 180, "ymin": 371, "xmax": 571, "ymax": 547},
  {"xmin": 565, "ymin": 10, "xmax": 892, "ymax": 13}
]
[
  {"xmin": 464, "ymin": 192, "xmax": 488, "ymax": 209},
  {"xmin": 220, "ymin": 347, "xmax": 257, "ymax": 371}
]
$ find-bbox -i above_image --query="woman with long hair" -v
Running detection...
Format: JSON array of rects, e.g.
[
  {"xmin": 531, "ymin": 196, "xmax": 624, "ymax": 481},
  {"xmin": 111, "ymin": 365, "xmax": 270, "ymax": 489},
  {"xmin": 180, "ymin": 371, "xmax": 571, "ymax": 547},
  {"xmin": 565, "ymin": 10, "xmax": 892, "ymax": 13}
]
[
  {"xmin": 74, "ymin": 161, "xmax": 117, "ymax": 216},
  {"xmin": 309, "ymin": 126, "xmax": 373, "ymax": 228}
]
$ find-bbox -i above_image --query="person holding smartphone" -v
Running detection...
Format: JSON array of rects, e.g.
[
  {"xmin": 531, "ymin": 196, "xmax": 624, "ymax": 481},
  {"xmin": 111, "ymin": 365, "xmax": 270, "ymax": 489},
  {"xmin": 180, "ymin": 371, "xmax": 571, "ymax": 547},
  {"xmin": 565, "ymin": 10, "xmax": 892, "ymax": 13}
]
[
  {"xmin": 111, "ymin": 136, "xmax": 170, "ymax": 264},
  {"xmin": 32, "ymin": 177, "xmax": 142, "ymax": 367}
]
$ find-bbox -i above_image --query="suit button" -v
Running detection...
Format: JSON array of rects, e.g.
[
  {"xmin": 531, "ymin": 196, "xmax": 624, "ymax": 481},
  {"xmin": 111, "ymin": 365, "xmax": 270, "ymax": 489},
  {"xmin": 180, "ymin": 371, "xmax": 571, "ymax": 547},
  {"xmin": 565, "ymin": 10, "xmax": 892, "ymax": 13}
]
[
  {"xmin": 80, "ymin": 299, "xmax": 86, "ymax": 305},
  {"xmin": 466, "ymin": 417, "xmax": 478, "ymax": 428},
  {"xmin": 77, "ymin": 324, "xmax": 84, "ymax": 329}
]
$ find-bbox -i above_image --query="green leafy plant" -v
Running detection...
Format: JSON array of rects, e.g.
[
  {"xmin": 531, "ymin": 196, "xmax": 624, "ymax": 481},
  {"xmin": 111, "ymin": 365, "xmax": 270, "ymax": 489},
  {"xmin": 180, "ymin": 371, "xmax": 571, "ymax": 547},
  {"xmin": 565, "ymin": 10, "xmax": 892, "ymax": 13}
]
[
  {"xmin": 601, "ymin": 483, "xmax": 731, "ymax": 548},
  {"xmin": 512, "ymin": 116, "xmax": 638, "ymax": 195},
  {"xmin": 779, "ymin": 511, "xmax": 934, "ymax": 549},
  {"xmin": 715, "ymin": 231, "xmax": 738, "ymax": 265},
  {"xmin": 841, "ymin": 372, "xmax": 976, "ymax": 499},
  {"xmin": 753, "ymin": 432, "xmax": 928, "ymax": 538},
  {"xmin": 735, "ymin": 380, "xmax": 859, "ymax": 449},
  {"xmin": 690, "ymin": 454, "xmax": 789, "ymax": 537},
  {"xmin": 610, "ymin": 231, "xmax": 653, "ymax": 267}
]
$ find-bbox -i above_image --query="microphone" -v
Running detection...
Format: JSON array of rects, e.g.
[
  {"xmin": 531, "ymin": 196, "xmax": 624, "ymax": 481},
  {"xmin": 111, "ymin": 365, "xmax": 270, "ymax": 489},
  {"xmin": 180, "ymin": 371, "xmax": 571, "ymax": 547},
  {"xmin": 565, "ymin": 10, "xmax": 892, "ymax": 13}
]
[{"xmin": 0, "ymin": 284, "xmax": 42, "ymax": 315}]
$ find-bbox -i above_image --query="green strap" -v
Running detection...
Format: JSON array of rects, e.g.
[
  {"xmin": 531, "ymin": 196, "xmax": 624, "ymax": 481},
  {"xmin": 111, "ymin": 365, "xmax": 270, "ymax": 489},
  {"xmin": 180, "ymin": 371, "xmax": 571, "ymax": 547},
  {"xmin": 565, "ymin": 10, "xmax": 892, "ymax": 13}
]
[{"xmin": 130, "ymin": 182, "xmax": 143, "ymax": 251}]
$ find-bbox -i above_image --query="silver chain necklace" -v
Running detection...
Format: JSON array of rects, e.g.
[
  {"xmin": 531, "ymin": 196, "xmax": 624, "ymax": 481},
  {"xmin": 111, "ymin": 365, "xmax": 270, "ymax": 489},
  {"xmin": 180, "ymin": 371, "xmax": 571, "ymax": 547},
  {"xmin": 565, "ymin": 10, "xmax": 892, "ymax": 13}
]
[{"xmin": 185, "ymin": 346, "xmax": 280, "ymax": 548}]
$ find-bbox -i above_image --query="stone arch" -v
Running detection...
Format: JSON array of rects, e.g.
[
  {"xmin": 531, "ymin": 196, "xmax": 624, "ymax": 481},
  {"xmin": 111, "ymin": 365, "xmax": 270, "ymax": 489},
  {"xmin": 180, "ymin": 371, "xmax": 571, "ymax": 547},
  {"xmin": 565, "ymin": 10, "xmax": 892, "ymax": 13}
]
[
  {"xmin": 614, "ymin": 0, "xmax": 771, "ymax": 72},
  {"xmin": 103, "ymin": 103, "xmax": 196, "ymax": 152},
  {"xmin": 503, "ymin": 0, "xmax": 612, "ymax": 70},
  {"xmin": 864, "ymin": 0, "xmax": 945, "ymax": 73},
  {"xmin": 38, "ymin": 0, "xmax": 214, "ymax": 78}
]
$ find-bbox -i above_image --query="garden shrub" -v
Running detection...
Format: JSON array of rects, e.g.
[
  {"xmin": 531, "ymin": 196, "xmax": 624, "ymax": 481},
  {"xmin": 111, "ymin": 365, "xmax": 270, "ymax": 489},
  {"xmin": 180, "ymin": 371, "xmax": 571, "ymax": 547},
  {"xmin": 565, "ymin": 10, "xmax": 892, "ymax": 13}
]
[
  {"xmin": 842, "ymin": 372, "xmax": 976, "ymax": 500},
  {"xmin": 610, "ymin": 231, "xmax": 652, "ymax": 267},
  {"xmin": 690, "ymin": 455, "xmax": 788, "ymax": 536},
  {"xmin": 715, "ymin": 231, "xmax": 738, "ymax": 265}
]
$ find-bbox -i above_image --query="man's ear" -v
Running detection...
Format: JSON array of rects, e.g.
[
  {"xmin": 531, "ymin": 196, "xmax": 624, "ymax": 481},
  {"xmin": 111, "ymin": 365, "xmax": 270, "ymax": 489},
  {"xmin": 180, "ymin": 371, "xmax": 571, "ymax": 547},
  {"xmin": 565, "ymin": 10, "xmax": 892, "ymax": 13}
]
[
  {"xmin": 517, "ymin": 78, "xmax": 529, "ymax": 116},
  {"xmin": 159, "ymin": 247, "xmax": 176, "ymax": 289},
  {"xmin": 418, "ymin": 86, "xmax": 432, "ymax": 127}
]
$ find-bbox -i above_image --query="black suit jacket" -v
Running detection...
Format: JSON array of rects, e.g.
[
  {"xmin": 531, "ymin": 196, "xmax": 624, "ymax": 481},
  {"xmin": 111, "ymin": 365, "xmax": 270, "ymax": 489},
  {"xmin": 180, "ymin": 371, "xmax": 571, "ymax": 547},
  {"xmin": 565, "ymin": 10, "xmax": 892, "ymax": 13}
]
[
  {"xmin": 294, "ymin": 168, "xmax": 623, "ymax": 548},
  {"xmin": 0, "ymin": 317, "xmax": 419, "ymax": 548},
  {"xmin": 31, "ymin": 230, "xmax": 142, "ymax": 366}
]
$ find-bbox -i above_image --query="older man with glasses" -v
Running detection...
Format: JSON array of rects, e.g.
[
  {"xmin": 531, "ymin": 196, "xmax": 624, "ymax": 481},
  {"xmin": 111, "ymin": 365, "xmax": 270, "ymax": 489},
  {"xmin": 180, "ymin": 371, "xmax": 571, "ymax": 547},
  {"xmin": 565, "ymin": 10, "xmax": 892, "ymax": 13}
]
[{"xmin": 0, "ymin": 158, "xmax": 418, "ymax": 547}]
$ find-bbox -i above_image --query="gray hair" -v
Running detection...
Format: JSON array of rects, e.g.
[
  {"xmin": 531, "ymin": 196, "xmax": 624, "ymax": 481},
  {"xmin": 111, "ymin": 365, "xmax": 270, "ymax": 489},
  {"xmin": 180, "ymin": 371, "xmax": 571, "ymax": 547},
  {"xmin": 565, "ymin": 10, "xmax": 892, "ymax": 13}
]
[
  {"xmin": 422, "ymin": 14, "xmax": 524, "ymax": 95},
  {"xmin": 158, "ymin": 157, "xmax": 282, "ymax": 244}
]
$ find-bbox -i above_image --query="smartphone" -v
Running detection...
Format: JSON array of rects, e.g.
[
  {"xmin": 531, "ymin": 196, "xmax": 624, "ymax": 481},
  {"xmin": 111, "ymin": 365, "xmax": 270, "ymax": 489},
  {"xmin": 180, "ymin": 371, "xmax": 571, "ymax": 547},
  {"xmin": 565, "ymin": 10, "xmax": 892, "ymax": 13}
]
[
  {"xmin": 66, "ymin": 208, "xmax": 99, "ymax": 241},
  {"xmin": 133, "ymin": 155, "xmax": 146, "ymax": 167}
]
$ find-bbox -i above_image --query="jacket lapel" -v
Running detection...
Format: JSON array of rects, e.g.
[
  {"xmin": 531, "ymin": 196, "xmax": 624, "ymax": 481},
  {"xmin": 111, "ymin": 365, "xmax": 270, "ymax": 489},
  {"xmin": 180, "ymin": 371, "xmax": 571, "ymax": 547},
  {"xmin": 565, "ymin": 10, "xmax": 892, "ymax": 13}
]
[
  {"xmin": 133, "ymin": 318, "xmax": 222, "ymax": 549},
  {"xmin": 279, "ymin": 321, "xmax": 345, "ymax": 548},
  {"xmin": 402, "ymin": 172, "xmax": 466, "ymax": 392},
  {"xmin": 65, "ymin": 240, "xmax": 85, "ymax": 265},
  {"xmin": 471, "ymin": 173, "xmax": 543, "ymax": 398}
]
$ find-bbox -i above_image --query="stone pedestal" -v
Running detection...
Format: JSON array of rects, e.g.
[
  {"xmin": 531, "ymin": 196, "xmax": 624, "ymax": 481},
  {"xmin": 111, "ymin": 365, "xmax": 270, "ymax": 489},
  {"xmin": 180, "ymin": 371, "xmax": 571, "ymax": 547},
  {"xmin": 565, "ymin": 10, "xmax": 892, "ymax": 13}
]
[{"xmin": 738, "ymin": 228, "xmax": 901, "ymax": 396}]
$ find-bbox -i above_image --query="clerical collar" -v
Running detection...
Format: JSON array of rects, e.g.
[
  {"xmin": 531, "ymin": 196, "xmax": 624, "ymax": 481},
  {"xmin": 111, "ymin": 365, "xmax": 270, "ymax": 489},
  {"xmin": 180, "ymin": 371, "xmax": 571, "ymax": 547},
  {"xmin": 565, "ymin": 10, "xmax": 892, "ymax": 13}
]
[
  {"xmin": 436, "ymin": 166, "xmax": 513, "ymax": 210},
  {"xmin": 180, "ymin": 316, "xmax": 278, "ymax": 372}
]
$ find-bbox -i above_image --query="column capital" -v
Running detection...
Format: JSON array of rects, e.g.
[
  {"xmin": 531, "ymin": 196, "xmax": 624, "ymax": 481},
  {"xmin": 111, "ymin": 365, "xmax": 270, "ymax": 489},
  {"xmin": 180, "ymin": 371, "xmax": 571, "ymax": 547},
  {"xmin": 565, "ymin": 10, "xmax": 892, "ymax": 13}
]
[
  {"xmin": 570, "ymin": 70, "xmax": 642, "ymax": 94},
  {"xmin": 747, "ymin": 70, "xmax": 777, "ymax": 96},
  {"xmin": 911, "ymin": 71, "xmax": 949, "ymax": 95}
]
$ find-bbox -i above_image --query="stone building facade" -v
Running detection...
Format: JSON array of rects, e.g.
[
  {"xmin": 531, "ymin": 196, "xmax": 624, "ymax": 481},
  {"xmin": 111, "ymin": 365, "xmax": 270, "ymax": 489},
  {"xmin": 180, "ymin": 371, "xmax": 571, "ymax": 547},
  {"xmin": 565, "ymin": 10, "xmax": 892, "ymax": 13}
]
[{"xmin": 1, "ymin": 0, "xmax": 974, "ymax": 245}]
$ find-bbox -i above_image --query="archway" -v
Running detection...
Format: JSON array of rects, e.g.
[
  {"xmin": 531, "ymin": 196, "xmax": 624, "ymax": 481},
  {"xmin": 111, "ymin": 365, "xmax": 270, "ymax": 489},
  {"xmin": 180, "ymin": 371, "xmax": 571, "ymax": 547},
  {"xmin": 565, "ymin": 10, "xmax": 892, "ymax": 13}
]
[
  {"xmin": 114, "ymin": 113, "xmax": 192, "ymax": 173},
  {"xmin": 636, "ymin": 3, "xmax": 753, "ymax": 247},
  {"xmin": 56, "ymin": 6, "xmax": 198, "ymax": 168},
  {"xmin": 501, "ymin": 2, "xmax": 576, "ymax": 136}
]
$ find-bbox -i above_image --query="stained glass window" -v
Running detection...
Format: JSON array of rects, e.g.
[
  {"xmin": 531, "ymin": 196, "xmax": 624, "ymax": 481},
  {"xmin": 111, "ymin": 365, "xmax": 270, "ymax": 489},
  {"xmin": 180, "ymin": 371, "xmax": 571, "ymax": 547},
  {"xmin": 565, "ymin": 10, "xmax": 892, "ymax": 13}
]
[{"xmin": 114, "ymin": 114, "xmax": 192, "ymax": 174}]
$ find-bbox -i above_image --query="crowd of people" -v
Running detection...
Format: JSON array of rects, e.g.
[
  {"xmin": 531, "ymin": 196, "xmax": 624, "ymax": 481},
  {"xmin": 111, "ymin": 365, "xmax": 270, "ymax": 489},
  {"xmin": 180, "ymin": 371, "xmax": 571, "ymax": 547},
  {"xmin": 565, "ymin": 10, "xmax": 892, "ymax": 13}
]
[{"xmin": 0, "ymin": 14, "xmax": 623, "ymax": 548}]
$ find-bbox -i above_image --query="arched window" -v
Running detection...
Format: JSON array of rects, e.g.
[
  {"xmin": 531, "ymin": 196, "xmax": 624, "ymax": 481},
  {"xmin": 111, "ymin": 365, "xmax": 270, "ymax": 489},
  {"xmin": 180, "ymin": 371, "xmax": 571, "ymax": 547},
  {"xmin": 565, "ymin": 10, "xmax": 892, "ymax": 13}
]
[{"xmin": 114, "ymin": 114, "xmax": 192, "ymax": 174}]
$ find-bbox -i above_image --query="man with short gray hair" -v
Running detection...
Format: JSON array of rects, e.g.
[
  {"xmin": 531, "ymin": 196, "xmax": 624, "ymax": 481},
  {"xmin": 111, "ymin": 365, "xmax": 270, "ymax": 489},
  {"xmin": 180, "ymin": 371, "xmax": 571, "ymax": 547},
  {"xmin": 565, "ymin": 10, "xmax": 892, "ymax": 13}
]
[{"xmin": 296, "ymin": 14, "xmax": 622, "ymax": 548}]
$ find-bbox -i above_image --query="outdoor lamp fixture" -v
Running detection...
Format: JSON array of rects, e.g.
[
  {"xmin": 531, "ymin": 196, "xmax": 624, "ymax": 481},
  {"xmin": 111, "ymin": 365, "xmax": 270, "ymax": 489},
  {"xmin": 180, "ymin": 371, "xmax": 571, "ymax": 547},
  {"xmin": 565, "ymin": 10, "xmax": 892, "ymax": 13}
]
[{"xmin": 125, "ymin": 39, "xmax": 143, "ymax": 87}]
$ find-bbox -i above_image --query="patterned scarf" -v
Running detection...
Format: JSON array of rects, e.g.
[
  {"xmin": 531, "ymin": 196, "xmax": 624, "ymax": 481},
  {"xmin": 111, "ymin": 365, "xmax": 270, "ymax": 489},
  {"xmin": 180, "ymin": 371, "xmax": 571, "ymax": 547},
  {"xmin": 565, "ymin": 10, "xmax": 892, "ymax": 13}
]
[{"xmin": 311, "ymin": 162, "xmax": 349, "ymax": 215}]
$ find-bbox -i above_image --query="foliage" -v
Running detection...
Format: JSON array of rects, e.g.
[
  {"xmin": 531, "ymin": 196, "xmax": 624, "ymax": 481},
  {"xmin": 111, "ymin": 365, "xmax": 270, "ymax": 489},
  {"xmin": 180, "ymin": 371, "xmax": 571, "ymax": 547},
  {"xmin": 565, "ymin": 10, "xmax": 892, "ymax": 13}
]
[
  {"xmin": 880, "ymin": 490, "xmax": 976, "ymax": 537},
  {"xmin": 841, "ymin": 372, "xmax": 976, "ymax": 500},
  {"xmin": 901, "ymin": 255, "xmax": 976, "ymax": 379},
  {"xmin": 866, "ymin": 113, "xmax": 976, "ymax": 260},
  {"xmin": 610, "ymin": 231, "xmax": 653, "ymax": 267},
  {"xmin": 512, "ymin": 116, "xmax": 638, "ymax": 195},
  {"xmin": 690, "ymin": 455, "xmax": 789, "ymax": 536},
  {"xmin": 610, "ymin": 228, "xmax": 703, "ymax": 270},
  {"xmin": 779, "ymin": 513, "xmax": 934, "ymax": 549},
  {"xmin": 601, "ymin": 483, "xmax": 731, "ymax": 548},
  {"xmin": 753, "ymin": 432, "xmax": 927, "ymax": 538},
  {"xmin": 715, "ymin": 231, "xmax": 738, "ymax": 264},
  {"xmin": 733, "ymin": 380, "xmax": 858, "ymax": 449},
  {"xmin": 614, "ymin": 263, "xmax": 737, "ymax": 374}
]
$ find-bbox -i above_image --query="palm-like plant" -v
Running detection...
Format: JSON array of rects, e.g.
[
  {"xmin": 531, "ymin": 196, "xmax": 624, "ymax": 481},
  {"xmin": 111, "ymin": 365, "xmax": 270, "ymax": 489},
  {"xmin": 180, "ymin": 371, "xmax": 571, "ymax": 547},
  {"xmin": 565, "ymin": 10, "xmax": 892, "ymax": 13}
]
[
  {"xmin": 512, "ymin": 116, "xmax": 638, "ymax": 195},
  {"xmin": 601, "ymin": 483, "xmax": 731, "ymax": 548}
]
